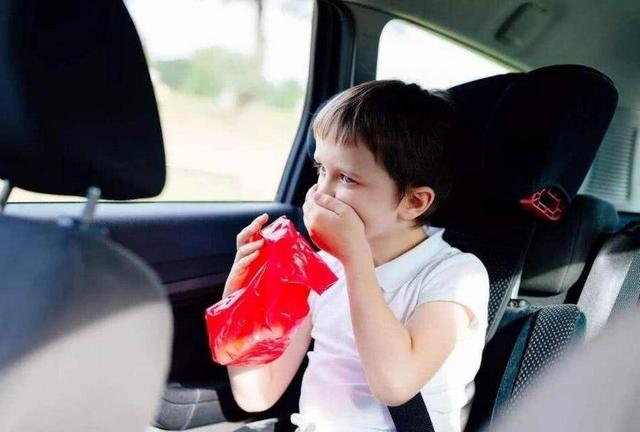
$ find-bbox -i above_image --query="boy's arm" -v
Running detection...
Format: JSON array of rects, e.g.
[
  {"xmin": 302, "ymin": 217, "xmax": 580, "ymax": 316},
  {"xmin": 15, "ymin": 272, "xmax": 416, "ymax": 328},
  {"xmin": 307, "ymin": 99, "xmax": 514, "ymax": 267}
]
[
  {"xmin": 227, "ymin": 315, "xmax": 312, "ymax": 412},
  {"xmin": 225, "ymin": 212, "xmax": 313, "ymax": 412},
  {"xmin": 303, "ymin": 191, "xmax": 472, "ymax": 407},
  {"xmin": 343, "ymin": 252, "xmax": 471, "ymax": 407}
]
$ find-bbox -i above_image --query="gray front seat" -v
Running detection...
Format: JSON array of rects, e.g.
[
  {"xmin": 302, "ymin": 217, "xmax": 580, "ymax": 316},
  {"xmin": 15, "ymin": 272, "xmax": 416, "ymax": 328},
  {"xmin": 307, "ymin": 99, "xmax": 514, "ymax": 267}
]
[
  {"xmin": 0, "ymin": 1, "xmax": 172, "ymax": 431},
  {"xmin": 493, "ymin": 308, "xmax": 640, "ymax": 432}
]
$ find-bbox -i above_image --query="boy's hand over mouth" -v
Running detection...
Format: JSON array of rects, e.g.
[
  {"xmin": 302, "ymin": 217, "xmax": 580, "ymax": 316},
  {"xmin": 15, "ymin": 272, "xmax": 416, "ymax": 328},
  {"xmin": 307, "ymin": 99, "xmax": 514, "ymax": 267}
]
[{"xmin": 302, "ymin": 184, "xmax": 369, "ymax": 263}]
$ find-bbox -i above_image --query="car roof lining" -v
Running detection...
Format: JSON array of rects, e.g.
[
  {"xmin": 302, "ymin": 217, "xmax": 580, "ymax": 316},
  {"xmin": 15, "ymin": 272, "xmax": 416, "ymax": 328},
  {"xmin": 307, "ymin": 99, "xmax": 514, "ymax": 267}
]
[{"xmin": 344, "ymin": 0, "xmax": 640, "ymax": 111}]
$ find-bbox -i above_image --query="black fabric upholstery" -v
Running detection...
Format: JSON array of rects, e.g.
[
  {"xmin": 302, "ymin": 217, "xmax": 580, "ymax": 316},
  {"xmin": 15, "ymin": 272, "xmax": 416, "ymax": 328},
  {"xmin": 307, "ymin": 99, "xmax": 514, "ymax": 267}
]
[
  {"xmin": 492, "ymin": 310, "xmax": 640, "ymax": 432},
  {"xmin": 439, "ymin": 65, "xmax": 617, "ymax": 226},
  {"xmin": 434, "ymin": 65, "xmax": 616, "ymax": 340},
  {"xmin": 443, "ymin": 224, "xmax": 536, "ymax": 341},
  {"xmin": 464, "ymin": 307, "xmax": 534, "ymax": 432},
  {"xmin": 435, "ymin": 73, "xmax": 518, "ymax": 227},
  {"xmin": 520, "ymin": 194, "xmax": 619, "ymax": 300},
  {"xmin": 431, "ymin": 66, "xmax": 616, "ymax": 338},
  {"xmin": 0, "ymin": 0, "xmax": 165, "ymax": 199},
  {"xmin": 506, "ymin": 305, "xmax": 585, "ymax": 409},
  {"xmin": 484, "ymin": 65, "xmax": 617, "ymax": 205},
  {"xmin": 464, "ymin": 305, "xmax": 585, "ymax": 432}
]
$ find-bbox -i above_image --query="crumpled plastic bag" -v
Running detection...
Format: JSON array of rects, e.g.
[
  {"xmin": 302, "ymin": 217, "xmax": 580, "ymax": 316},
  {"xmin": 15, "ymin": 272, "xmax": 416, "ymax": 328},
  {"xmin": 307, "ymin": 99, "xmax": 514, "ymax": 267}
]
[{"xmin": 205, "ymin": 215, "xmax": 337, "ymax": 366}]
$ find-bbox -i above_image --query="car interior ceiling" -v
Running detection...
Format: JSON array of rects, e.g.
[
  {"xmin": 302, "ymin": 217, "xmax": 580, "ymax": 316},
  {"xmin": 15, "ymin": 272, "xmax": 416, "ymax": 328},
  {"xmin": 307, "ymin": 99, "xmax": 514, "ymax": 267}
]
[{"xmin": 1, "ymin": 0, "xmax": 639, "ymax": 432}]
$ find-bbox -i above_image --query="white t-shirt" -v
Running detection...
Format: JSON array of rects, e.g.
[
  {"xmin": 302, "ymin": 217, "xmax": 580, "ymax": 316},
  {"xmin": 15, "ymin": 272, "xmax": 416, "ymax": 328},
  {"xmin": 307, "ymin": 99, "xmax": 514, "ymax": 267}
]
[{"xmin": 290, "ymin": 225, "xmax": 490, "ymax": 432}]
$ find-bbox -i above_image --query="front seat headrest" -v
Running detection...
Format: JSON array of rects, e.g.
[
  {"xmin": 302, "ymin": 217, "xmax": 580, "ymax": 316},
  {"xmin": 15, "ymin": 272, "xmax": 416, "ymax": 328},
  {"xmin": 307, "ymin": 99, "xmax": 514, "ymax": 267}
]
[
  {"xmin": 0, "ymin": 216, "xmax": 173, "ymax": 432},
  {"xmin": 0, "ymin": 0, "xmax": 165, "ymax": 200}
]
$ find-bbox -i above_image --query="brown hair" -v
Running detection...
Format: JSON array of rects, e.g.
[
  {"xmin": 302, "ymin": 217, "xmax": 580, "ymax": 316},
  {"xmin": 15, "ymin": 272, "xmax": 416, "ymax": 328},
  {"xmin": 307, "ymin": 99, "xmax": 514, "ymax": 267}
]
[{"xmin": 312, "ymin": 80, "xmax": 456, "ymax": 225}]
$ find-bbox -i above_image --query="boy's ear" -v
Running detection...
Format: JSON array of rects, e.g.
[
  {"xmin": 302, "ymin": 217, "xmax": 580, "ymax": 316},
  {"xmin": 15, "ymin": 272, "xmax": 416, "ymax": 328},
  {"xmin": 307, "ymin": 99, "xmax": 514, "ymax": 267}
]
[{"xmin": 398, "ymin": 186, "xmax": 435, "ymax": 222}]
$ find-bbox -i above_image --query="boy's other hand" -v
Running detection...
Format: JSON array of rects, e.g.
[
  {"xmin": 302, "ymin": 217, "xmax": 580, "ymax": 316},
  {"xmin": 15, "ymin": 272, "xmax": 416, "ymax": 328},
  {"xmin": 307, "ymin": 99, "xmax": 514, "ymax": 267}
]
[
  {"xmin": 223, "ymin": 213, "xmax": 269, "ymax": 297},
  {"xmin": 302, "ymin": 185, "xmax": 368, "ymax": 263}
]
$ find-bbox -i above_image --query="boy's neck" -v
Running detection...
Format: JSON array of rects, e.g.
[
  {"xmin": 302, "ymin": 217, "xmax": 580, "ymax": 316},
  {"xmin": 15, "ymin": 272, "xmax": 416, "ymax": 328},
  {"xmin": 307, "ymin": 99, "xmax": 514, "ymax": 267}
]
[{"xmin": 368, "ymin": 226, "xmax": 429, "ymax": 267}]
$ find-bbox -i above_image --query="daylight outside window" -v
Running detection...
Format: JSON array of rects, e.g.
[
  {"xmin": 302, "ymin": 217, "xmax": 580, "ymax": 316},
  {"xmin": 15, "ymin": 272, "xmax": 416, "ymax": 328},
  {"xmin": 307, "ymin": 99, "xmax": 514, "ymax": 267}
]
[
  {"xmin": 9, "ymin": 0, "xmax": 313, "ymax": 202},
  {"xmin": 377, "ymin": 19, "xmax": 512, "ymax": 90}
]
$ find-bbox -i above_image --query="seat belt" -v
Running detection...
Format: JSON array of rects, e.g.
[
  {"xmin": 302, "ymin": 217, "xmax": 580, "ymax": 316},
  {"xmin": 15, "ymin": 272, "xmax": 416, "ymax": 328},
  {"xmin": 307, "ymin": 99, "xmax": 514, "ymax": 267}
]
[
  {"xmin": 388, "ymin": 221, "xmax": 537, "ymax": 432},
  {"xmin": 388, "ymin": 393, "xmax": 435, "ymax": 432}
]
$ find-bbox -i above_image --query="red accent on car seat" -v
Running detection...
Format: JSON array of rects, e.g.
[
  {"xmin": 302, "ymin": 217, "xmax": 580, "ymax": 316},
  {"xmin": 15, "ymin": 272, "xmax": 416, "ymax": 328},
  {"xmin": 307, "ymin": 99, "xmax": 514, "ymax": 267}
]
[{"xmin": 520, "ymin": 187, "xmax": 567, "ymax": 222}]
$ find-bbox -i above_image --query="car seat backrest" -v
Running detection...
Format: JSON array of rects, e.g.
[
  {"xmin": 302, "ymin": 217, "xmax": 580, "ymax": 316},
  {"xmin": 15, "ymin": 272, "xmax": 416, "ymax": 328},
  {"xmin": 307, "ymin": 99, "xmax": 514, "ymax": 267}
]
[
  {"xmin": 493, "ymin": 309, "xmax": 640, "ymax": 432},
  {"xmin": 576, "ymin": 221, "xmax": 640, "ymax": 338},
  {"xmin": 464, "ymin": 304, "xmax": 585, "ymax": 432},
  {"xmin": 440, "ymin": 64, "xmax": 618, "ymax": 340},
  {"xmin": 519, "ymin": 194, "xmax": 619, "ymax": 305},
  {"xmin": 0, "ymin": 1, "xmax": 172, "ymax": 431},
  {"xmin": 451, "ymin": 65, "xmax": 618, "ymax": 432},
  {"xmin": 0, "ymin": 216, "xmax": 173, "ymax": 432},
  {"xmin": 388, "ymin": 65, "xmax": 617, "ymax": 432}
]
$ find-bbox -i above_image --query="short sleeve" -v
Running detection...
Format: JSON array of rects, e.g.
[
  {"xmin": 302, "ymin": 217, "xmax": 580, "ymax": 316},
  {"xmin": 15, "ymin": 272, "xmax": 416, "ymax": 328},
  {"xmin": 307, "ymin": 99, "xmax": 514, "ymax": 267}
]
[{"xmin": 415, "ymin": 252, "xmax": 490, "ymax": 328}]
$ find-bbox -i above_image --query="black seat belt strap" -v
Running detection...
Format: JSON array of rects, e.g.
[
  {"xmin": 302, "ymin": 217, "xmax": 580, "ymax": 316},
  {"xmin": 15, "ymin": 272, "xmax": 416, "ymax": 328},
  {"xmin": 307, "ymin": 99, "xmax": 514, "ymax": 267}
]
[{"xmin": 388, "ymin": 393, "xmax": 435, "ymax": 432}]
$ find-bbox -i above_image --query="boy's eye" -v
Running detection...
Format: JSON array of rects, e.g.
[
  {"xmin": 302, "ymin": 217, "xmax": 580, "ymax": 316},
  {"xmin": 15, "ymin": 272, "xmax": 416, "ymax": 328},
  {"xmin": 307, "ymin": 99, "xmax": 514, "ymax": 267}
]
[{"xmin": 340, "ymin": 174, "xmax": 355, "ymax": 184}]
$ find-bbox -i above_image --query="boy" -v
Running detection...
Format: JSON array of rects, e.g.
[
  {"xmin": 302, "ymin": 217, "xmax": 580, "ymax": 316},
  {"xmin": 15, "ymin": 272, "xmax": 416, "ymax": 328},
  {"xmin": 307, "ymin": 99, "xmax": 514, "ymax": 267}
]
[{"xmin": 224, "ymin": 80, "xmax": 489, "ymax": 432}]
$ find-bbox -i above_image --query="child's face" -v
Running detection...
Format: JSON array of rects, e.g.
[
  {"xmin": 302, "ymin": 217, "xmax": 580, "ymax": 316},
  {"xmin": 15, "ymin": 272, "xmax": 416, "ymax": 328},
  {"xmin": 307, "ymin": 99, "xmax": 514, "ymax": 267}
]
[{"xmin": 313, "ymin": 137, "xmax": 405, "ymax": 242}]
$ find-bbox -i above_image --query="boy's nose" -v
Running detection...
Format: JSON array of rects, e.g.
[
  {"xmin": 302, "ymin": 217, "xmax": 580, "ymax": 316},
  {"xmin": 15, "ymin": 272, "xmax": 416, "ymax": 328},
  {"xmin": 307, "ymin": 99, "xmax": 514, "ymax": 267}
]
[{"xmin": 316, "ymin": 178, "xmax": 336, "ymax": 198}]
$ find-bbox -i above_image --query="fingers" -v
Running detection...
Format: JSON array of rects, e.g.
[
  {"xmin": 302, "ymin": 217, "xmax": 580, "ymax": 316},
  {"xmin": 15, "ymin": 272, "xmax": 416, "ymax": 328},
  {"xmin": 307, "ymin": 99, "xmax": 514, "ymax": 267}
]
[
  {"xmin": 302, "ymin": 199, "xmax": 320, "ymax": 229},
  {"xmin": 236, "ymin": 238, "xmax": 265, "ymax": 261},
  {"xmin": 236, "ymin": 213, "xmax": 269, "ymax": 248},
  {"xmin": 302, "ymin": 208, "xmax": 311, "ymax": 230},
  {"xmin": 225, "ymin": 232, "xmax": 264, "ymax": 296},
  {"xmin": 226, "ymin": 247, "xmax": 261, "ymax": 295},
  {"xmin": 235, "ymin": 249, "xmax": 260, "ymax": 270},
  {"xmin": 302, "ymin": 199, "xmax": 311, "ymax": 218},
  {"xmin": 305, "ymin": 184, "xmax": 318, "ymax": 201},
  {"xmin": 312, "ymin": 192, "xmax": 346, "ymax": 216},
  {"xmin": 303, "ymin": 193, "xmax": 335, "ymax": 225}
]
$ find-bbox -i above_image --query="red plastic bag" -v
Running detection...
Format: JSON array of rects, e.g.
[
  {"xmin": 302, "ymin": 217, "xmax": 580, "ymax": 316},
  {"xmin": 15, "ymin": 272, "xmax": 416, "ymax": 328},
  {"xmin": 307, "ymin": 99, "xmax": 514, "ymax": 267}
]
[{"xmin": 205, "ymin": 216, "xmax": 337, "ymax": 366}]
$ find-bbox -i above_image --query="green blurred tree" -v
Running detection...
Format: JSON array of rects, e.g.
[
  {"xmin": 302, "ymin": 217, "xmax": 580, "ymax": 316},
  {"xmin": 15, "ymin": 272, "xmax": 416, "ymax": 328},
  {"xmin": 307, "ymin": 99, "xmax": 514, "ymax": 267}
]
[
  {"xmin": 154, "ymin": 47, "xmax": 263, "ymax": 103},
  {"xmin": 154, "ymin": 46, "xmax": 303, "ymax": 110},
  {"xmin": 262, "ymin": 80, "xmax": 304, "ymax": 109}
]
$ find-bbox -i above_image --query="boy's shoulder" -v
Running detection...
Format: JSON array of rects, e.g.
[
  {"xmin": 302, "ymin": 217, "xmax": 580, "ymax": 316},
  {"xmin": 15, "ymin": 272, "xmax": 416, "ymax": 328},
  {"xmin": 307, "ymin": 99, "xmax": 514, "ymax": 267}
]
[
  {"xmin": 410, "ymin": 228, "xmax": 490, "ymax": 299},
  {"xmin": 314, "ymin": 227, "xmax": 489, "ymax": 290},
  {"xmin": 413, "ymin": 231, "xmax": 490, "ymax": 324},
  {"xmin": 426, "ymin": 226, "xmax": 487, "ymax": 270},
  {"xmin": 428, "ymin": 248, "xmax": 488, "ymax": 280}
]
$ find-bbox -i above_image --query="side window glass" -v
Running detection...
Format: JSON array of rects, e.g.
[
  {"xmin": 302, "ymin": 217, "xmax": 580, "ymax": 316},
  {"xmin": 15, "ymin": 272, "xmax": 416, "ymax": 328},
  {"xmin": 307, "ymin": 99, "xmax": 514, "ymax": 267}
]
[
  {"xmin": 377, "ymin": 19, "xmax": 512, "ymax": 89},
  {"xmin": 9, "ymin": 0, "xmax": 313, "ymax": 202}
]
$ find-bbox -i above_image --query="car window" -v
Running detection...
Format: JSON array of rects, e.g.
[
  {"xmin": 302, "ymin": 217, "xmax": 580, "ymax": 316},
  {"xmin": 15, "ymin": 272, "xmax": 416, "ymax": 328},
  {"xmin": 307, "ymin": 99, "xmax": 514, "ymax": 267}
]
[
  {"xmin": 9, "ymin": 0, "xmax": 313, "ymax": 203},
  {"xmin": 377, "ymin": 19, "xmax": 640, "ymax": 216},
  {"xmin": 580, "ymin": 108, "xmax": 640, "ymax": 213},
  {"xmin": 377, "ymin": 19, "xmax": 512, "ymax": 89}
]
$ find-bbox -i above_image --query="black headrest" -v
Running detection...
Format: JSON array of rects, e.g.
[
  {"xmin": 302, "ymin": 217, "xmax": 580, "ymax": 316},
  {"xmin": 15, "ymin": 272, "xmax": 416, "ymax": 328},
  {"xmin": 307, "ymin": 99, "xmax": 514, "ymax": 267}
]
[
  {"xmin": 0, "ymin": 0, "xmax": 165, "ymax": 200},
  {"xmin": 520, "ymin": 194, "xmax": 619, "ymax": 300},
  {"xmin": 306, "ymin": 66, "xmax": 617, "ymax": 225},
  {"xmin": 439, "ymin": 65, "xmax": 618, "ymax": 225}
]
